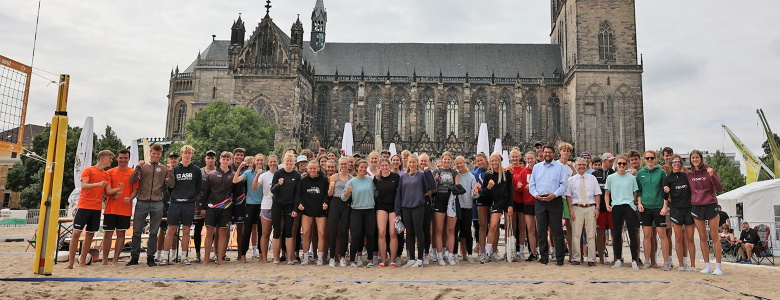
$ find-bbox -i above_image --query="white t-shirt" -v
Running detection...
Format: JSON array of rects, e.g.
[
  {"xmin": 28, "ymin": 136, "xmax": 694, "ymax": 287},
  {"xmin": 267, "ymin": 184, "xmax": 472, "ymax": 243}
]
[{"xmin": 258, "ymin": 170, "xmax": 275, "ymax": 210}]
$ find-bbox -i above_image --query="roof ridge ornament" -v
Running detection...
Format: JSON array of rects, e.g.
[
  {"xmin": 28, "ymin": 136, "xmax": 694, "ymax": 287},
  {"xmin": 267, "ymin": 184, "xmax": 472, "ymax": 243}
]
[{"xmin": 265, "ymin": 0, "xmax": 272, "ymax": 15}]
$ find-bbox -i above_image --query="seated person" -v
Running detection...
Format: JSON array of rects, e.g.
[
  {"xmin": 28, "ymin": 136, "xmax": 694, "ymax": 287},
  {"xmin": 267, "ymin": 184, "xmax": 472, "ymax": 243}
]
[
  {"xmin": 737, "ymin": 221, "xmax": 760, "ymax": 263},
  {"xmin": 719, "ymin": 223, "xmax": 738, "ymax": 251}
]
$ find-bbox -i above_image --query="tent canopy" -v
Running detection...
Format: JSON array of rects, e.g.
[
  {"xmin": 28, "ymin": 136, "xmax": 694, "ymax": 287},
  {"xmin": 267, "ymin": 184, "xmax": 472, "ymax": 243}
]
[{"xmin": 718, "ymin": 179, "xmax": 780, "ymax": 223}]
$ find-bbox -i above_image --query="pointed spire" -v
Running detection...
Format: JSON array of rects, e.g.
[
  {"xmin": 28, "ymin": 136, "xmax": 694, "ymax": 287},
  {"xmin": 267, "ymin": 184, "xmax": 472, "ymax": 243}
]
[
  {"xmin": 413, "ymin": 68, "xmax": 417, "ymax": 82},
  {"xmin": 360, "ymin": 67, "xmax": 365, "ymax": 79},
  {"xmin": 265, "ymin": 0, "xmax": 272, "ymax": 15}
]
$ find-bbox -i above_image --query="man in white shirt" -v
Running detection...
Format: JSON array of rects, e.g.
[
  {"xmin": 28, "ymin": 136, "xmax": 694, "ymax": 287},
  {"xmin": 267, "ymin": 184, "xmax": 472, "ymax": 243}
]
[{"xmin": 566, "ymin": 158, "xmax": 602, "ymax": 266}]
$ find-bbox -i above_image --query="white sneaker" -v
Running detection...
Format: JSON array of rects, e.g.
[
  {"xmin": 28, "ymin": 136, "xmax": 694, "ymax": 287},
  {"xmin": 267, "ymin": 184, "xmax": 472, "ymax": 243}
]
[
  {"xmin": 611, "ymin": 260, "xmax": 623, "ymax": 268},
  {"xmin": 301, "ymin": 258, "xmax": 310, "ymax": 266},
  {"xmin": 405, "ymin": 259, "xmax": 417, "ymax": 267},
  {"xmin": 329, "ymin": 259, "xmax": 336, "ymax": 267},
  {"xmin": 356, "ymin": 257, "xmax": 364, "ymax": 267},
  {"xmin": 252, "ymin": 248, "xmax": 260, "ymax": 259},
  {"xmin": 350, "ymin": 262, "xmax": 358, "ymax": 268},
  {"xmin": 700, "ymin": 267, "xmax": 712, "ymax": 274},
  {"xmin": 287, "ymin": 260, "xmax": 295, "ymax": 265},
  {"xmin": 413, "ymin": 260, "xmax": 423, "ymax": 268},
  {"xmin": 631, "ymin": 261, "xmax": 639, "ymax": 270},
  {"xmin": 431, "ymin": 253, "xmax": 438, "ymax": 262},
  {"xmin": 422, "ymin": 257, "xmax": 429, "ymax": 265},
  {"xmin": 712, "ymin": 268, "xmax": 724, "ymax": 276},
  {"xmin": 366, "ymin": 262, "xmax": 374, "ymax": 268},
  {"xmin": 517, "ymin": 252, "xmax": 525, "ymax": 261},
  {"xmin": 491, "ymin": 252, "xmax": 501, "ymax": 262},
  {"xmin": 272, "ymin": 259, "xmax": 280, "ymax": 264},
  {"xmin": 448, "ymin": 256, "xmax": 457, "ymax": 266},
  {"xmin": 340, "ymin": 258, "xmax": 348, "ymax": 267},
  {"xmin": 182, "ymin": 258, "xmax": 191, "ymax": 266},
  {"xmin": 438, "ymin": 258, "xmax": 446, "ymax": 266},
  {"xmin": 159, "ymin": 259, "xmax": 168, "ymax": 266},
  {"xmin": 466, "ymin": 255, "xmax": 475, "ymax": 263},
  {"xmin": 316, "ymin": 258, "xmax": 323, "ymax": 266}
]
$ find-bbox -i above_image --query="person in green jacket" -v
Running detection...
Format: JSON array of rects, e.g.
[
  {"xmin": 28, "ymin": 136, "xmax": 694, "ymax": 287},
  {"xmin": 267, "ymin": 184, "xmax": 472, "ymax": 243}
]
[{"xmin": 636, "ymin": 150, "xmax": 671, "ymax": 271}]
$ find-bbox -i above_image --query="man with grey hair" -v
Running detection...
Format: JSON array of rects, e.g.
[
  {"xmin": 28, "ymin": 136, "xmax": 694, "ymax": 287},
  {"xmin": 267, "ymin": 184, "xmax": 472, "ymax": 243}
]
[{"xmin": 565, "ymin": 158, "xmax": 601, "ymax": 266}]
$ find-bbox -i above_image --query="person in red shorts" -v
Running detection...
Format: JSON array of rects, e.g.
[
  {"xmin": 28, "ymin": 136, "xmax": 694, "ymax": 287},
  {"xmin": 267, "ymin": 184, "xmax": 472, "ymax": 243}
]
[
  {"xmin": 592, "ymin": 153, "xmax": 615, "ymax": 264},
  {"xmin": 68, "ymin": 150, "xmax": 115, "ymax": 269},
  {"xmin": 102, "ymin": 149, "xmax": 138, "ymax": 265}
]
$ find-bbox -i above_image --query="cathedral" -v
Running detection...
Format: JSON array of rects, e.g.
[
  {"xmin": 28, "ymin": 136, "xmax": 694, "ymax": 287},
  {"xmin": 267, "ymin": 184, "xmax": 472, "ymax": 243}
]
[{"xmin": 165, "ymin": 0, "xmax": 645, "ymax": 156}]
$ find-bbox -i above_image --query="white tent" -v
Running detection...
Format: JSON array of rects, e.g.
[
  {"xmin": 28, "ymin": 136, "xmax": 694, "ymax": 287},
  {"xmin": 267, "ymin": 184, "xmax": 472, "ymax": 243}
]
[
  {"xmin": 718, "ymin": 179, "xmax": 780, "ymax": 224},
  {"xmin": 718, "ymin": 179, "xmax": 780, "ymax": 255}
]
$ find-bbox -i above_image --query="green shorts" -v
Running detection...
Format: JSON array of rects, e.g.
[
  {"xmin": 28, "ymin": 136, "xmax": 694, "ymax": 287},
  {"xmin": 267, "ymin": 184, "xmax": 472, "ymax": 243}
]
[{"xmin": 562, "ymin": 197, "xmax": 570, "ymax": 219}]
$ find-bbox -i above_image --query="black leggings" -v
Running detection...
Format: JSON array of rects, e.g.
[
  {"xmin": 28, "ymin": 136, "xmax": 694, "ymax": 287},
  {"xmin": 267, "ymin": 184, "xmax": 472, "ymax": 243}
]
[
  {"xmin": 349, "ymin": 209, "xmax": 377, "ymax": 262},
  {"xmin": 328, "ymin": 198, "xmax": 351, "ymax": 259},
  {"xmin": 193, "ymin": 218, "xmax": 204, "ymax": 255},
  {"xmin": 611, "ymin": 204, "xmax": 639, "ymax": 261},
  {"xmin": 423, "ymin": 196, "xmax": 433, "ymax": 254},
  {"xmin": 272, "ymin": 202, "xmax": 294, "ymax": 239},
  {"xmin": 403, "ymin": 205, "xmax": 426, "ymax": 261},
  {"xmin": 240, "ymin": 204, "xmax": 262, "ymax": 255},
  {"xmin": 459, "ymin": 208, "xmax": 473, "ymax": 255}
]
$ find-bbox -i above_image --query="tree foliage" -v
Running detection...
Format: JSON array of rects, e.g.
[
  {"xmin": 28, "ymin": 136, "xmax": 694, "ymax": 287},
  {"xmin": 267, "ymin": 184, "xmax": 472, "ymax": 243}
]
[
  {"xmin": 185, "ymin": 101, "xmax": 276, "ymax": 162},
  {"xmin": 6, "ymin": 125, "xmax": 125, "ymax": 208},
  {"xmin": 706, "ymin": 150, "xmax": 745, "ymax": 194}
]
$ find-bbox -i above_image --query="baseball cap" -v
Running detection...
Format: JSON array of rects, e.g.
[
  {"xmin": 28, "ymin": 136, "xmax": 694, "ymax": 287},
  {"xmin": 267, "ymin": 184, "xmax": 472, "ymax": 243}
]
[
  {"xmin": 205, "ymin": 150, "xmax": 216, "ymax": 157},
  {"xmin": 534, "ymin": 141, "xmax": 544, "ymax": 147},
  {"xmin": 600, "ymin": 153, "xmax": 615, "ymax": 161},
  {"xmin": 296, "ymin": 155, "xmax": 308, "ymax": 163},
  {"xmin": 580, "ymin": 151, "xmax": 591, "ymax": 157},
  {"xmin": 169, "ymin": 152, "xmax": 180, "ymax": 158}
]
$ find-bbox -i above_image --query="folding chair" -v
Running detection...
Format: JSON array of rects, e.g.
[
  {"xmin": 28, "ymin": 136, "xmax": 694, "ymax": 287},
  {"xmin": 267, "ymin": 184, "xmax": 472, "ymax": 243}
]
[
  {"xmin": 752, "ymin": 224, "xmax": 774, "ymax": 265},
  {"xmin": 25, "ymin": 230, "xmax": 37, "ymax": 252}
]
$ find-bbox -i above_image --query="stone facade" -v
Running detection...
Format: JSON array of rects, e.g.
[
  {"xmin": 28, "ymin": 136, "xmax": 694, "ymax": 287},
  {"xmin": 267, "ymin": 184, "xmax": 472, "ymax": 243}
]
[{"xmin": 166, "ymin": 0, "xmax": 644, "ymax": 156}]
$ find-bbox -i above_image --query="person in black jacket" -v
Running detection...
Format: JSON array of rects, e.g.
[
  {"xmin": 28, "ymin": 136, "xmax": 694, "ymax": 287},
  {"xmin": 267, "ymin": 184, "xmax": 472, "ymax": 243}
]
[
  {"xmin": 738, "ymin": 222, "xmax": 761, "ymax": 263},
  {"xmin": 662, "ymin": 155, "xmax": 696, "ymax": 270},
  {"xmin": 482, "ymin": 153, "xmax": 512, "ymax": 263},
  {"xmin": 296, "ymin": 161, "xmax": 330, "ymax": 265},
  {"xmin": 271, "ymin": 153, "xmax": 301, "ymax": 265},
  {"xmin": 199, "ymin": 151, "xmax": 238, "ymax": 265},
  {"xmin": 161, "ymin": 145, "xmax": 202, "ymax": 266}
]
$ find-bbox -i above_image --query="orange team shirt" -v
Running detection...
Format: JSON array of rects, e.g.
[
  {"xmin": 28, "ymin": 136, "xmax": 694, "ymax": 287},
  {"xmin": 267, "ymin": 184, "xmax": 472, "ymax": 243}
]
[
  {"xmin": 105, "ymin": 167, "xmax": 138, "ymax": 216},
  {"xmin": 78, "ymin": 165, "xmax": 110, "ymax": 211}
]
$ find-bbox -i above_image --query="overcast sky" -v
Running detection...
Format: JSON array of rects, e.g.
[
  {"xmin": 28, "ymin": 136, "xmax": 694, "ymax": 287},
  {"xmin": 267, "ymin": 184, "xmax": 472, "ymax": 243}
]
[{"xmin": 3, "ymin": 0, "xmax": 780, "ymax": 169}]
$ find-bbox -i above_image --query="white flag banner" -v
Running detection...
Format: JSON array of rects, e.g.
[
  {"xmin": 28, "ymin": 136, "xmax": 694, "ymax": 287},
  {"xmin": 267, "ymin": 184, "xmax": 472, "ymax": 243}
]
[{"xmin": 67, "ymin": 117, "xmax": 94, "ymax": 217}]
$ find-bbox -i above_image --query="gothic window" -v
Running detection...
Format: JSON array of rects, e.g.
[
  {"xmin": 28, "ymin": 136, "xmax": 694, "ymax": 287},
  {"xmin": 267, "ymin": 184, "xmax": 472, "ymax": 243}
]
[
  {"xmin": 393, "ymin": 89, "xmax": 408, "ymax": 136},
  {"xmin": 315, "ymin": 86, "xmax": 330, "ymax": 137},
  {"xmin": 421, "ymin": 88, "xmax": 435, "ymax": 136},
  {"xmin": 250, "ymin": 98, "xmax": 278, "ymax": 125},
  {"xmin": 446, "ymin": 89, "xmax": 459, "ymax": 136},
  {"xmin": 547, "ymin": 93, "xmax": 561, "ymax": 141},
  {"xmin": 498, "ymin": 90, "xmax": 511, "ymax": 139},
  {"xmin": 341, "ymin": 87, "xmax": 356, "ymax": 124},
  {"xmin": 599, "ymin": 20, "xmax": 616, "ymax": 62},
  {"xmin": 525, "ymin": 92, "xmax": 538, "ymax": 140},
  {"xmin": 367, "ymin": 87, "xmax": 381, "ymax": 137},
  {"xmin": 175, "ymin": 101, "xmax": 187, "ymax": 135},
  {"xmin": 473, "ymin": 89, "xmax": 487, "ymax": 136}
]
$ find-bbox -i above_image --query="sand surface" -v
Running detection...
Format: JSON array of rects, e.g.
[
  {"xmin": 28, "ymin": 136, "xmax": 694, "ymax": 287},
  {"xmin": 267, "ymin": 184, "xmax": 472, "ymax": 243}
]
[{"xmin": 1, "ymin": 226, "xmax": 778, "ymax": 299}]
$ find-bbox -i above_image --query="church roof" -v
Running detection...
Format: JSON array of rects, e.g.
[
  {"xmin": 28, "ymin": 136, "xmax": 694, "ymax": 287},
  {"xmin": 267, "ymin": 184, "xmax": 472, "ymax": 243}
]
[
  {"xmin": 302, "ymin": 43, "xmax": 562, "ymax": 78},
  {"xmin": 184, "ymin": 40, "xmax": 231, "ymax": 72}
]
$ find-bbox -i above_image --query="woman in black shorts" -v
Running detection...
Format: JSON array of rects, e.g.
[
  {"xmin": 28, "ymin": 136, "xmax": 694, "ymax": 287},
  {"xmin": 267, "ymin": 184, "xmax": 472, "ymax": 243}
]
[
  {"xmin": 432, "ymin": 151, "xmax": 458, "ymax": 266},
  {"xmin": 296, "ymin": 161, "xmax": 330, "ymax": 266},
  {"xmin": 482, "ymin": 153, "xmax": 512, "ymax": 263},
  {"xmin": 663, "ymin": 155, "xmax": 696, "ymax": 271},
  {"xmin": 374, "ymin": 158, "xmax": 400, "ymax": 267},
  {"xmin": 687, "ymin": 150, "xmax": 723, "ymax": 275}
]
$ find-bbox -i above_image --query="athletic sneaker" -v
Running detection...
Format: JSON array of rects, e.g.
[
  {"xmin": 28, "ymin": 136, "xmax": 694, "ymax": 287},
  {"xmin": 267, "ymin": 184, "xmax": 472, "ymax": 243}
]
[
  {"xmin": 301, "ymin": 258, "xmax": 310, "ymax": 266},
  {"xmin": 685, "ymin": 266, "xmax": 697, "ymax": 272},
  {"xmin": 405, "ymin": 259, "xmax": 417, "ymax": 267},
  {"xmin": 525, "ymin": 253, "xmax": 537, "ymax": 262},
  {"xmin": 328, "ymin": 259, "xmax": 336, "ymax": 267},
  {"xmin": 395, "ymin": 257, "xmax": 402, "ymax": 266},
  {"xmin": 316, "ymin": 258, "xmax": 323, "ymax": 266},
  {"xmin": 272, "ymin": 259, "xmax": 280, "ymax": 264},
  {"xmin": 438, "ymin": 258, "xmax": 446, "ymax": 266},
  {"xmin": 356, "ymin": 257, "xmax": 364, "ymax": 267},
  {"xmin": 350, "ymin": 262, "xmax": 358, "ymax": 268},
  {"xmin": 642, "ymin": 262, "xmax": 652, "ymax": 270},
  {"xmin": 192, "ymin": 257, "xmax": 201, "ymax": 263},
  {"xmin": 422, "ymin": 257, "xmax": 429, "ymax": 265},
  {"xmin": 712, "ymin": 268, "xmax": 724, "ymax": 276},
  {"xmin": 611, "ymin": 260, "xmax": 623, "ymax": 268},
  {"xmin": 700, "ymin": 267, "xmax": 712, "ymax": 274},
  {"xmin": 491, "ymin": 252, "xmax": 501, "ymax": 262},
  {"xmin": 479, "ymin": 253, "xmax": 488, "ymax": 264},
  {"xmin": 367, "ymin": 262, "xmax": 374, "ymax": 268},
  {"xmin": 159, "ymin": 259, "xmax": 168, "ymax": 266},
  {"xmin": 448, "ymin": 256, "xmax": 457, "ymax": 266},
  {"xmin": 210, "ymin": 256, "xmax": 217, "ymax": 262},
  {"xmin": 517, "ymin": 252, "xmax": 525, "ymax": 261},
  {"xmin": 631, "ymin": 261, "xmax": 639, "ymax": 270},
  {"xmin": 662, "ymin": 261, "xmax": 673, "ymax": 271},
  {"xmin": 287, "ymin": 260, "xmax": 295, "ymax": 265},
  {"xmin": 466, "ymin": 255, "xmax": 475, "ymax": 263},
  {"xmin": 252, "ymin": 248, "xmax": 260, "ymax": 259},
  {"xmin": 431, "ymin": 253, "xmax": 438, "ymax": 262},
  {"xmin": 340, "ymin": 258, "xmax": 348, "ymax": 267},
  {"xmin": 373, "ymin": 255, "xmax": 379, "ymax": 266},
  {"xmin": 182, "ymin": 258, "xmax": 191, "ymax": 266},
  {"xmin": 413, "ymin": 260, "xmax": 423, "ymax": 268}
]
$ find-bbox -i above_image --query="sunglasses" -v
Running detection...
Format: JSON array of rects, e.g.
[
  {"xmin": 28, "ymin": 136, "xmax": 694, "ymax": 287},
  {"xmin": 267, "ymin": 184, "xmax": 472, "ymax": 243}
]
[
  {"xmin": 644, "ymin": 157, "xmax": 656, "ymax": 160},
  {"xmin": 671, "ymin": 160, "xmax": 681, "ymax": 164},
  {"xmin": 617, "ymin": 162, "xmax": 628, "ymax": 166}
]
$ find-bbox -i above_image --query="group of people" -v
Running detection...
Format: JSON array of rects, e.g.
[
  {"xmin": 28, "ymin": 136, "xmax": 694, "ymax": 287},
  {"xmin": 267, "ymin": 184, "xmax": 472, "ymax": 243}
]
[{"xmin": 65, "ymin": 141, "xmax": 730, "ymax": 276}]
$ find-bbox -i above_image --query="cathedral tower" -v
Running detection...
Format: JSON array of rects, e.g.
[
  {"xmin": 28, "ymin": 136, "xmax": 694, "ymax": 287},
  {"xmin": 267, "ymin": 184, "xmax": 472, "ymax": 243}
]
[
  {"xmin": 551, "ymin": 0, "xmax": 644, "ymax": 155},
  {"xmin": 310, "ymin": 0, "xmax": 327, "ymax": 52}
]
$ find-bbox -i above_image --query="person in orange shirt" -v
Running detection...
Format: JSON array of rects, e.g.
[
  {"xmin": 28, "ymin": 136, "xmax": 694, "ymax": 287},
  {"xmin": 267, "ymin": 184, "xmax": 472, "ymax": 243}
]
[
  {"xmin": 67, "ymin": 150, "xmax": 115, "ymax": 269},
  {"xmin": 102, "ymin": 149, "xmax": 138, "ymax": 265}
]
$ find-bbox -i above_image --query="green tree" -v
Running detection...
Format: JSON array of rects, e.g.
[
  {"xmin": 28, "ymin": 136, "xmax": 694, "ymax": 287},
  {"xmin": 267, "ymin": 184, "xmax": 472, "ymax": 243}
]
[
  {"xmin": 760, "ymin": 133, "xmax": 780, "ymax": 155},
  {"xmin": 94, "ymin": 125, "xmax": 126, "ymax": 168},
  {"xmin": 185, "ymin": 101, "xmax": 276, "ymax": 161},
  {"xmin": 707, "ymin": 150, "xmax": 745, "ymax": 194}
]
